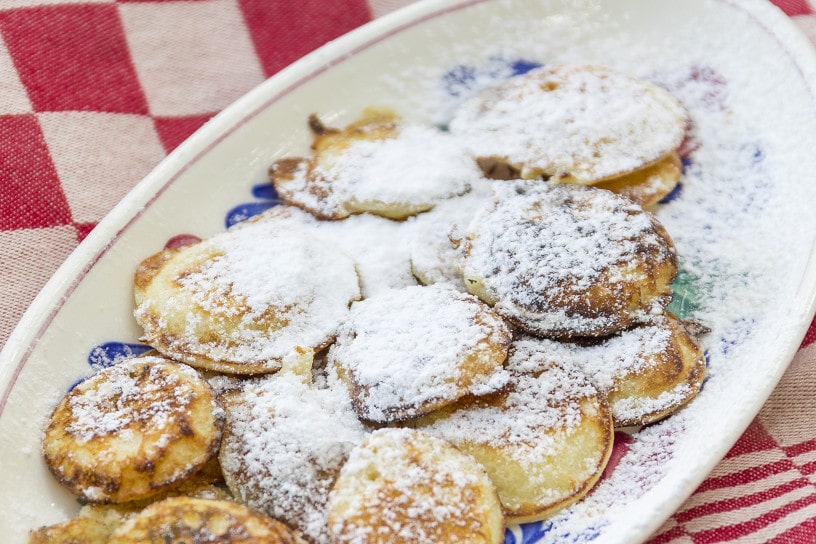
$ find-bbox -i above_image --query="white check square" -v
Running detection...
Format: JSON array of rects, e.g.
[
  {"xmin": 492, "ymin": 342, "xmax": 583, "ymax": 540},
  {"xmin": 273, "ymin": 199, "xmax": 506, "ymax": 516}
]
[
  {"xmin": 38, "ymin": 111, "xmax": 166, "ymax": 224},
  {"xmin": 119, "ymin": 0, "xmax": 265, "ymax": 117}
]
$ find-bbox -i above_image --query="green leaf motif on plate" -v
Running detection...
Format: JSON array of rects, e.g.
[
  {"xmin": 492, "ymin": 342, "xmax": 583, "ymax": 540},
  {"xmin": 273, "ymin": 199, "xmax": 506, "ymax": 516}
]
[{"xmin": 668, "ymin": 266, "xmax": 701, "ymax": 320}]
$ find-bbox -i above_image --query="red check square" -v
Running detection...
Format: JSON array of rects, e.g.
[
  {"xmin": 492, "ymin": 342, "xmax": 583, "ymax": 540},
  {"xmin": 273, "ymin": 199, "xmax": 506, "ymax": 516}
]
[
  {"xmin": 154, "ymin": 114, "xmax": 213, "ymax": 153},
  {"xmin": 0, "ymin": 4, "xmax": 148, "ymax": 114},
  {"xmin": 239, "ymin": 0, "xmax": 372, "ymax": 77},
  {"xmin": 771, "ymin": 0, "xmax": 814, "ymax": 16},
  {"xmin": 73, "ymin": 222, "xmax": 97, "ymax": 242},
  {"xmin": 803, "ymin": 319, "xmax": 816, "ymax": 348},
  {"xmin": 0, "ymin": 114, "xmax": 72, "ymax": 231}
]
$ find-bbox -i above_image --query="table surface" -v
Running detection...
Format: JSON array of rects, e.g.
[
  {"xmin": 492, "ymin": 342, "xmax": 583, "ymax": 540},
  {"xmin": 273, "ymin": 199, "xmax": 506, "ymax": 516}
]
[{"xmin": 1, "ymin": 1, "xmax": 815, "ymax": 543}]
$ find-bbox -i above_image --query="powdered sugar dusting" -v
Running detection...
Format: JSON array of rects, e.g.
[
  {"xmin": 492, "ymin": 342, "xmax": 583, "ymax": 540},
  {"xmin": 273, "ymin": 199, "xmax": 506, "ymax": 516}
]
[
  {"xmin": 408, "ymin": 179, "xmax": 494, "ymax": 290},
  {"xmin": 315, "ymin": 124, "xmax": 478, "ymax": 210},
  {"xmin": 329, "ymin": 284, "xmax": 510, "ymax": 422},
  {"xmin": 220, "ymin": 373, "xmax": 367, "ymax": 544},
  {"xmin": 329, "ymin": 428, "xmax": 499, "ymax": 544},
  {"xmin": 8, "ymin": 3, "xmax": 816, "ymax": 544},
  {"xmin": 449, "ymin": 65, "xmax": 687, "ymax": 182},
  {"xmin": 280, "ymin": 121, "xmax": 482, "ymax": 219},
  {"xmin": 424, "ymin": 8, "xmax": 816, "ymax": 541},
  {"xmin": 248, "ymin": 205, "xmax": 418, "ymax": 298},
  {"xmin": 507, "ymin": 319, "xmax": 697, "ymax": 425},
  {"xmin": 157, "ymin": 221, "xmax": 361, "ymax": 364},
  {"xmin": 65, "ymin": 357, "xmax": 199, "ymax": 444},
  {"xmin": 463, "ymin": 181, "xmax": 673, "ymax": 335},
  {"xmin": 526, "ymin": 417, "xmax": 682, "ymax": 543},
  {"xmin": 419, "ymin": 345, "xmax": 601, "ymax": 468}
]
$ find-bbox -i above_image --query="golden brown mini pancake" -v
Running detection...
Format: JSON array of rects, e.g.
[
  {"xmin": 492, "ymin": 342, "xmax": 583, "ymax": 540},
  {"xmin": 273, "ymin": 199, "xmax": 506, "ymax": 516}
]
[
  {"xmin": 328, "ymin": 428, "xmax": 504, "ymax": 544},
  {"xmin": 78, "ymin": 459, "xmax": 230, "ymax": 527},
  {"xmin": 523, "ymin": 313, "xmax": 706, "ymax": 427},
  {"xmin": 270, "ymin": 108, "xmax": 477, "ymax": 220},
  {"xmin": 219, "ymin": 372, "xmax": 367, "ymax": 543},
  {"xmin": 134, "ymin": 221, "xmax": 360, "ymax": 375},
  {"xmin": 450, "ymin": 65, "xmax": 688, "ymax": 185},
  {"xmin": 29, "ymin": 517, "xmax": 114, "ymax": 544},
  {"xmin": 462, "ymin": 181, "xmax": 677, "ymax": 338},
  {"xmin": 329, "ymin": 284, "xmax": 512, "ymax": 423},
  {"xmin": 594, "ymin": 151, "xmax": 682, "ymax": 207},
  {"xmin": 473, "ymin": 151, "xmax": 682, "ymax": 209},
  {"xmin": 42, "ymin": 356, "xmax": 224, "ymax": 504},
  {"xmin": 412, "ymin": 342, "xmax": 613, "ymax": 523},
  {"xmin": 106, "ymin": 497, "xmax": 299, "ymax": 544}
]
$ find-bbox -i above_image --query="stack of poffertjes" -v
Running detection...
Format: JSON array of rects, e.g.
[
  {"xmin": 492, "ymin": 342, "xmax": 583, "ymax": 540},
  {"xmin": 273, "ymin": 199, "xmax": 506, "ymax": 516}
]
[{"xmin": 35, "ymin": 65, "xmax": 707, "ymax": 544}]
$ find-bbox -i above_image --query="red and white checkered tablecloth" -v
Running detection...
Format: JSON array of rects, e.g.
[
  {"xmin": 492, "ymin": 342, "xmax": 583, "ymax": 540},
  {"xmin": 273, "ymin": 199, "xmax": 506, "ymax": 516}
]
[{"xmin": 1, "ymin": 0, "xmax": 815, "ymax": 542}]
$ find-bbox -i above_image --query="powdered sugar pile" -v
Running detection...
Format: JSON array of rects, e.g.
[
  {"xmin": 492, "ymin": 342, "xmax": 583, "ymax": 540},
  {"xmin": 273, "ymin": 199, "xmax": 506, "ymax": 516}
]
[
  {"xmin": 246, "ymin": 205, "xmax": 417, "ymax": 298},
  {"xmin": 408, "ymin": 179, "xmax": 494, "ymax": 290}
]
